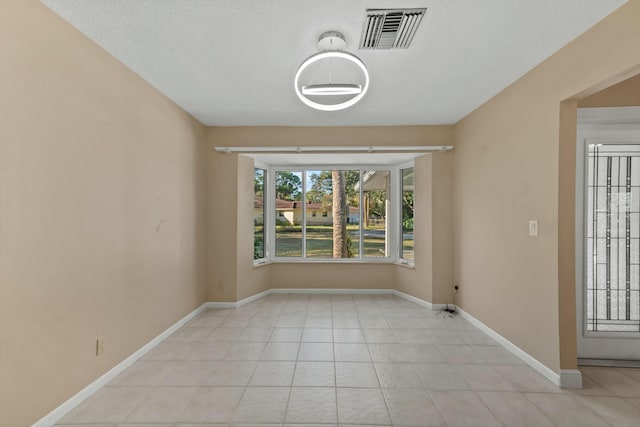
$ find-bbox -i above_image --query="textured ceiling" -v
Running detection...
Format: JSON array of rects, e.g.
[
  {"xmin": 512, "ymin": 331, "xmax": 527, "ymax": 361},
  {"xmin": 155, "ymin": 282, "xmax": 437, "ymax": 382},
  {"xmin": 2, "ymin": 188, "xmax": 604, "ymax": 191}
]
[{"xmin": 42, "ymin": 0, "xmax": 626, "ymax": 126}]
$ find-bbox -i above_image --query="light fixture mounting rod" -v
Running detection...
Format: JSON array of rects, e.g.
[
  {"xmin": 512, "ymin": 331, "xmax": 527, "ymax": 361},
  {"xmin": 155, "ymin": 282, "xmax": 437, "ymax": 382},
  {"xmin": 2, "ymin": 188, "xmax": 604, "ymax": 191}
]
[{"xmin": 317, "ymin": 31, "xmax": 346, "ymax": 50}]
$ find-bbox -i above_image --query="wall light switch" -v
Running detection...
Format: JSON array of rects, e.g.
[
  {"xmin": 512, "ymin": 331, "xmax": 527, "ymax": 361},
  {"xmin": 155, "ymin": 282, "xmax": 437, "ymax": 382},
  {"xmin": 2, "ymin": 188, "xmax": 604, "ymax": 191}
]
[
  {"xmin": 96, "ymin": 336, "xmax": 106, "ymax": 356},
  {"xmin": 529, "ymin": 220, "xmax": 539, "ymax": 237}
]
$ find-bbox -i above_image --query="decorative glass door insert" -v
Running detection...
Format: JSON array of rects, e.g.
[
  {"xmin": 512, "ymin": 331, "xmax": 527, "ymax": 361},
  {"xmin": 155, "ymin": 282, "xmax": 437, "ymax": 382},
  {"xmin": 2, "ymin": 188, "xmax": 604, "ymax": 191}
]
[{"xmin": 586, "ymin": 143, "xmax": 640, "ymax": 333}]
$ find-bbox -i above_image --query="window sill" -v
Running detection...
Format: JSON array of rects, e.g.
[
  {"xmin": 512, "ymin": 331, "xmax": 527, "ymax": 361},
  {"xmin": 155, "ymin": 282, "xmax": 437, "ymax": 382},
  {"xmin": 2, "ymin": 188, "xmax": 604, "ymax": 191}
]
[
  {"xmin": 395, "ymin": 260, "xmax": 415, "ymax": 269},
  {"xmin": 253, "ymin": 259, "xmax": 271, "ymax": 268},
  {"xmin": 270, "ymin": 258, "xmax": 395, "ymax": 265}
]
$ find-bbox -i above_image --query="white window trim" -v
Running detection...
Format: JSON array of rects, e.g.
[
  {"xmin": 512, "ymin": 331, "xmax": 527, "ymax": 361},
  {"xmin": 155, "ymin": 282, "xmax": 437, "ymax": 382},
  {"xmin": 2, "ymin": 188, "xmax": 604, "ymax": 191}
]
[
  {"xmin": 264, "ymin": 164, "xmax": 409, "ymax": 264},
  {"xmin": 398, "ymin": 162, "xmax": 415, "ymax": 265},
  {"xmin": 253, "ymin": 161, "xmax": 269, "ymax": 266}
]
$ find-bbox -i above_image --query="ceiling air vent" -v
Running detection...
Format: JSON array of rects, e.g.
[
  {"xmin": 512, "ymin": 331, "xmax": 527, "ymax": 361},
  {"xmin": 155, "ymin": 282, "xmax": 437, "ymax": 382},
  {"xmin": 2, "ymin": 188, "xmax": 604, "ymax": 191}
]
[{"xmin": 360, "ymin": 8, "xmax": 426, "ymax": 49}]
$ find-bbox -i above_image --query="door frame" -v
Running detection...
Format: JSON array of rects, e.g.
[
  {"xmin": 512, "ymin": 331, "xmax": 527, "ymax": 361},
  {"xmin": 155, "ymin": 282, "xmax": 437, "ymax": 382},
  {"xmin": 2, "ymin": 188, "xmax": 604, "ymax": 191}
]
[{"xmin": 576, "ymin": 106, "xmax": 640, "ymax": 360}]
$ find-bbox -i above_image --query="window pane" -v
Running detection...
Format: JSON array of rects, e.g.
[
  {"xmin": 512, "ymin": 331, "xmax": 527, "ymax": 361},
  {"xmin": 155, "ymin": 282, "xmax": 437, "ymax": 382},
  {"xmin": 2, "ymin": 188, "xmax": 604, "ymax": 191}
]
[
  {"xmin": 305, "ymin": 170, "xmax": 360, "ymax": 258},
  {"xmin": 275, "ymin": 171, "xmax": 303, "ymax": 257},
  {"xmin": 346, "ymin": 170, "xmax": 361, "ymax": 258},
  {"xmin": 363, "ymin": 170, "xmax": 390, "ymax": 258},
  {"xmin": 402, "ymin": 167, "xmax": 414, "ymax": 261},
  {"xmin": 254, "ymin": 168, "xmax": 265, "ymax": 260},
  {"xmin": 305, "ymin": 170, "xmax": 332, "ymax": 258}
]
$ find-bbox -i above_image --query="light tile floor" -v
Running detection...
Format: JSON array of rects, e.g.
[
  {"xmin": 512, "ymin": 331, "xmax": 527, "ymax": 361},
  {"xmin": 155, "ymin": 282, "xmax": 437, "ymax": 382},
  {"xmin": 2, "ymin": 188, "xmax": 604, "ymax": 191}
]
[{"xmin": 56, "ymin": 293, "xmax": 640, "ymax": 427}]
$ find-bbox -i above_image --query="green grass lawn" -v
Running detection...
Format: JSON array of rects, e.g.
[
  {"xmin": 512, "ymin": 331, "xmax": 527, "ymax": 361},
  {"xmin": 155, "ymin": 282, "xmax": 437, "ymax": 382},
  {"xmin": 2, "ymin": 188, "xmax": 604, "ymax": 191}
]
[
  {"xmin": 273, "ymin": 225, "xmax": 413, "ymax": 258},
  {"xmin": 256, "ymin": 225, "xmax": 414, "ymax": 259}
]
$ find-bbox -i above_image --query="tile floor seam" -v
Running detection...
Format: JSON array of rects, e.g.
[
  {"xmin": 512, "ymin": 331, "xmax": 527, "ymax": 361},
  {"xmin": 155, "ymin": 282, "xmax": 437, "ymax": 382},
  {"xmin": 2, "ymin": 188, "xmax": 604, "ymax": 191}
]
[
  {"xmin": 280, "ymin": 384, "xmax": 293, "ymax": 425},
  {"xmin": 522, "ymin": 391, "xmax": 613, "ymax": 427},
  {"xmin": 118, "ymin": 384, "xmax": 162, "ymax": 425},
  {"xmin": 173, "ymin": 385, "xmax": 211, "ymax": 424},
  {"xmin": 582, "ymin": 369, "xmax": 628, "ymax": 397},
  {"xmin": 473, "ymin": 389, "xmax": 518, "ymax": 427},
  {"xmin": 332, "ymin": 301, "xmax": 339, "ymax": 426},
  {"xmin": 377, "ymin": 384, "xmax": 395, "ymax": 426},
  {"xmin": 423, "ymin": 387, "xmax": 447, "ymax": 427}
]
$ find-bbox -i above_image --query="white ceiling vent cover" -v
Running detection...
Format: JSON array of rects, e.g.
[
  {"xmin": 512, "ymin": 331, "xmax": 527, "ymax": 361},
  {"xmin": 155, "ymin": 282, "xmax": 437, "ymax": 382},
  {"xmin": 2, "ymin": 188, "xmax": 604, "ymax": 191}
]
[{"xmin": 360, "ymin": 8, "xmax": 426, "ymax": 49}]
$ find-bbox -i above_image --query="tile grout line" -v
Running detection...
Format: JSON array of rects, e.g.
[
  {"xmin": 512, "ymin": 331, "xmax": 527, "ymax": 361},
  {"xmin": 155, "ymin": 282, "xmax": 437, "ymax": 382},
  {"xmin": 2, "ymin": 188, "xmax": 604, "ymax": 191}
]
[
  {"xmin": 332, "ymin": 300, "xmax": 340, "ymax": 425},
  {"xmin": 522, "ymin": 391, "xmax": 613, "ymax": 427},
  {"xmin": 281, "ymin": 293, "xmax": 295, "ymax": 425}
]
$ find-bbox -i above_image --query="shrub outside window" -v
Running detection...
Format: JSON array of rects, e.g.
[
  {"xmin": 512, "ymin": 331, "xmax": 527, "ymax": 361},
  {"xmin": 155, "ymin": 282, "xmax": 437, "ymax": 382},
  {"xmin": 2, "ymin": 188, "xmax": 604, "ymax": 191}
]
[
  {"xmin": 401, "ymin": 167, "xmax": 414, "ymax": 261},
  {"xmin": 254, "ymin": 168, "xmax": 266, "ymax": 260}
]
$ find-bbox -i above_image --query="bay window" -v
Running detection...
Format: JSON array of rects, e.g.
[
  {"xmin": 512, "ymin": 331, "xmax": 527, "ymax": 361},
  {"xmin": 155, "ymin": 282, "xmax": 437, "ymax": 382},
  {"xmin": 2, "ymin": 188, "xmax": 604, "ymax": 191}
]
[{"xmin": 254, "ymin": 163, "xmax": 415, "ymax": 264}]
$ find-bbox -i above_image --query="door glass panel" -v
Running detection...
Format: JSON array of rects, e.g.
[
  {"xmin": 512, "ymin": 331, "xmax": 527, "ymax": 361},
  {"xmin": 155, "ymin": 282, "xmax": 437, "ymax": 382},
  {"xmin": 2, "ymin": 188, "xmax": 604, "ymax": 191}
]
[{"xmin": 586, "ymin": 144, "xmax": 640, "ymax": 332}]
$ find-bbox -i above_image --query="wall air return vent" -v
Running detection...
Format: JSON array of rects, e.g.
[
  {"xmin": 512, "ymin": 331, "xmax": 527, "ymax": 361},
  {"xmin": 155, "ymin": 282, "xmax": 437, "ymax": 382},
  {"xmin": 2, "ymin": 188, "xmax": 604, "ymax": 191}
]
[{"xmin": 360, "ymin": 8, "xmax": 426, "ymax": 49}]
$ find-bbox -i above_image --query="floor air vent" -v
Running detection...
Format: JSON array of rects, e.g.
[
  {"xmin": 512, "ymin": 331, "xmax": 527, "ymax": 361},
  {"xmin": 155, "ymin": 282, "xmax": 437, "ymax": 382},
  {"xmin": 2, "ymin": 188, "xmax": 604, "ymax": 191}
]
[{"xmin": 360, "ymin": 8, "xmax": 426, "ymax": 49}]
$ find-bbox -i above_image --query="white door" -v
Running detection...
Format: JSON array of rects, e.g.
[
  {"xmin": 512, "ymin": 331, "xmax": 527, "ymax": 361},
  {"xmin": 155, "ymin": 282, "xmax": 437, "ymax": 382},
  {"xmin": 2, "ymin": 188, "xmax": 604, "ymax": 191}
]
[{"xmin": 577, "ymin": 108, "xmax": 640, "ymax": 361}]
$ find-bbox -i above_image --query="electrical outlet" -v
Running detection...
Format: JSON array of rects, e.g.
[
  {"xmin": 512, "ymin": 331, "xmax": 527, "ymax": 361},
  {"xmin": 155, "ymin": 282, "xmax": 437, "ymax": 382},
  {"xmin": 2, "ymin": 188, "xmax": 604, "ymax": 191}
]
[
  {"xmin": 96, "ymin": 336, "xmax": 106, "ymax": 356},
  {"xmin": 529, "ymin": 220, "xmax": 539, "ymax": 237},
  {"xmin": 218, "ymin": 281, "xmax": 224, "ymax": 291}
]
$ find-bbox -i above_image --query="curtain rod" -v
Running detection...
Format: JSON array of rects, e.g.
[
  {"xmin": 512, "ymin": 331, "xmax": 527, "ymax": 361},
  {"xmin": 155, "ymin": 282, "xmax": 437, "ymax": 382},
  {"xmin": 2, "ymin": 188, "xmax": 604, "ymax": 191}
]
[{"xmin": 213, "ymin": 145, "xmax": 453, "ymax": 154}]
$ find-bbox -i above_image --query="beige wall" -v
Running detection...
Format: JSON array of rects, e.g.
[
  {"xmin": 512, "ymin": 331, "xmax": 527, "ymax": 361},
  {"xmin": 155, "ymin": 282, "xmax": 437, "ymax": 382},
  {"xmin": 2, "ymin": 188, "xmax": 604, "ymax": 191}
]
[
  {"xmin": 395, "ymin": 153, "xmax": 454, "ymax": 304},
  {"xmin": 558, "ymin": 100, "xmax": 578, "ymax": 370},
  {"xmin": 207, "ymin": 152, "xmax": 240, "ymax": 302},
  {"xmin": 578, "ymin": 74, "xmax": 640, "ymax": 107},
  {"xmin": 207, "ymin": 152, "xmax": 272, "ymax": 302},
  {"xmin": 205, "ymin": 126, "xmax": 454, "ymax": 301},
  {"xmin": 431, "ymin": 153, "xmax": 455, "ymax": 304},
  {"xmin": 453, "ymin": 0, "xmax": 640, "ymax": 373},
  {"xmin": 207, "ymin": 125, "xmax": 453, "ymax": 148},
  {"xmin": 0, "ymin": 2, "xmax": 207, "ymax": 426},
  {"xmin": 236, "ymin": 155, "xmax": 271, "ymax": 300},
  {"xmin": 270, "ymin": 263, "xmax": 395, "ymax": 290},
  {"xmin": 396, "ymin": 155, "xmax": 434, "ymax": 301}
]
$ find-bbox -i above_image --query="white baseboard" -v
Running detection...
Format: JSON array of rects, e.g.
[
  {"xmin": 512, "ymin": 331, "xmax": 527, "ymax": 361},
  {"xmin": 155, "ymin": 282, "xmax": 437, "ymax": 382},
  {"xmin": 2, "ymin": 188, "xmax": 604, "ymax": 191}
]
[
  {"xmin": 270, "ymin": 287, "xmax": 395, "ymax": 295},
  {"xmin": 203, "ymin": 301, "xmax": 237, "ymax": 309},
  {"xmin": 560, "ymin": 369, "xmax": 583, "ymax": 389},
  {"xmin": 237, "ymin": 289, "xmax": 272, "ymax": 306},
  {"xmin": 393, "ymin": 290, "xmax": 448, "ymax": 310},
  {"xmin": 217, "ymin": 288, "xmax": 450, "ymax": 311},
  {"xmin": 266, "ymin": 287, "xmax": 446, "ymax": 312},
  {"xmin": 31, "ymin": 303, "xmax": 207, "ymax": 427},
  {"xmin": 456, "ymin": 306, "xmax": 564, "ymax": 387},
  {"xmin": 204, "ymin": 289, "xmax": 273, "ymax": 309}
]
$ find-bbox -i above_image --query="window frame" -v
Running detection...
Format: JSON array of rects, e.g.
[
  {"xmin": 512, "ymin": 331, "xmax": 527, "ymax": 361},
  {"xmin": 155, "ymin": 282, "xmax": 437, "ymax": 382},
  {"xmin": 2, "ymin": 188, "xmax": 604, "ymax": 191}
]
[
  {"xmin": 264, "ymin": 164, "xmax": 404, "ymax": 264},
  {"xmin": 398, "ymin": 162, "xmax": 415, "ymax": 266},
  {"xmin": 253, "ymin": 162, "xmax": 269, "ymax": 266}
]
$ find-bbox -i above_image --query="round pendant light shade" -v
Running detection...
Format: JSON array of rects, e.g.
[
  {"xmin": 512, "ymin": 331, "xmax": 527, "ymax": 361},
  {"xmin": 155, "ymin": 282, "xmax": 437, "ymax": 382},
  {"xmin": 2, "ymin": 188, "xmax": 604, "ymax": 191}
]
[{"xmin": 294, "ymin": 32, "xmax": 369, "ymax": 111}]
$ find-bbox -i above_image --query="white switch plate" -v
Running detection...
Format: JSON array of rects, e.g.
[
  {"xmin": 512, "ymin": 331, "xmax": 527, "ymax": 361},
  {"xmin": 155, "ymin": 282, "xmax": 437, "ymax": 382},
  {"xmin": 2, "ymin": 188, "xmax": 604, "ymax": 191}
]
[
  {"xmin": 529, "ymin": 220, "xmax": 539, "ymax": 236},
  {"xmin": 96, "ymin": 336, "xmax": 106, "ymax": 356}
]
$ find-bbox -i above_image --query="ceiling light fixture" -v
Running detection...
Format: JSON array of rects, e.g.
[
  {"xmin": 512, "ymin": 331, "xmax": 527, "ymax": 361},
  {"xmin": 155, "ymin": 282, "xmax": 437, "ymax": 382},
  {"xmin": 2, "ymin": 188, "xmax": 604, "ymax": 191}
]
[
  {"xmin": 302, "ymin": 83, "xmax": 362, "ymax": 96},
  {"xmin": 294, "ymin": 31, "xmax": 369, "ymax": 111}
]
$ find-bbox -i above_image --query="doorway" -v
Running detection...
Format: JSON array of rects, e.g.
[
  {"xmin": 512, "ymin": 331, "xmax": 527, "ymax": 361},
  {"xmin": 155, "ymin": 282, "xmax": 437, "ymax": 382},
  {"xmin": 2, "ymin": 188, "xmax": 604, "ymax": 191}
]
[{"xmin": 577, "ymin": 107, "xmax": 640, "ymax": 362}]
